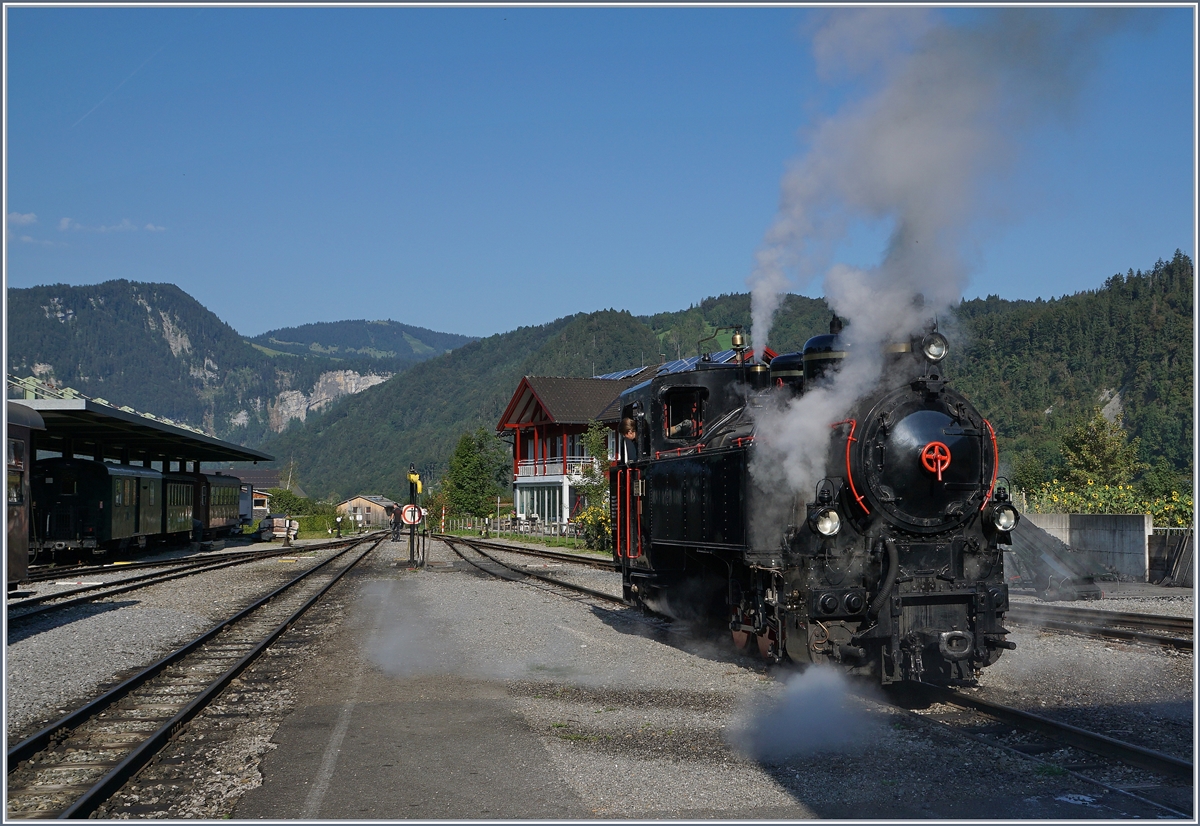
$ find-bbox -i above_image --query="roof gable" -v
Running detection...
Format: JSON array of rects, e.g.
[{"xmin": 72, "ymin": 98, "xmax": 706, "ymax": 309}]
[{"xmin": 498, "ymin": 375, "xmax": 637, "ymax": 429}]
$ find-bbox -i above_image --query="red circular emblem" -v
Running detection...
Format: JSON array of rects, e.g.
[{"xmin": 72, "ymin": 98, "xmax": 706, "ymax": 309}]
[{"xmin": 920, "ymin": 441, "xmax": 952, "ymax": 481}]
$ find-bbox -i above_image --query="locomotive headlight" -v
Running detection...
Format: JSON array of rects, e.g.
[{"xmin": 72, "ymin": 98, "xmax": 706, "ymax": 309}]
[
  {"xmin": 811, "ymin": 507, "xmax": 841, "ymax": 536},
  {"xmin": 991, "ymin": 502, "xmax": 1019, "ymax": 532},
  {"xmin": 921, "ymin": 332, "xmax": 949, "ymax": 362}
]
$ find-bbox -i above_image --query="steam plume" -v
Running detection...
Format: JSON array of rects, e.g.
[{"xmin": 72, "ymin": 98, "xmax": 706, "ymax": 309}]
[
  {"xmin": 745, "ymin": 9, "xmax": 1130, "ymax": 539},
  {"xmin": 750, "ymin": 9, "xmax": 1129, "ymax": 356}
]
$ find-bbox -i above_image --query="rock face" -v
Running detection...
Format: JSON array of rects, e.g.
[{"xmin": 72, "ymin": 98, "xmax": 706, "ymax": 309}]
[
  {"xmin": 8, "ymin": 281, "xmax": 410, "ymax": 446},
  {"xmin": 267, "ymin": 371, "xmax": 390, "ymax": 431}
]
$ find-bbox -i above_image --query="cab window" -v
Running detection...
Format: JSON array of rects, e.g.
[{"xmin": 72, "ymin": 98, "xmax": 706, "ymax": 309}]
[{"xmin": 662, "ymin": 389, "xmax": 705, "ymax": 440}]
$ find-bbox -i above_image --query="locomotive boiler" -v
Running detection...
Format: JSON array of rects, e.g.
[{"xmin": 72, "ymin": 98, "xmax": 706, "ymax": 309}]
[{"xmin": 610, "ymin": 322, "xmax": 1018, "ymax": 685}]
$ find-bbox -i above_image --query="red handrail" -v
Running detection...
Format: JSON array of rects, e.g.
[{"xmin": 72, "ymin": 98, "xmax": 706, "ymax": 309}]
[
  {"xmin": 831, "ymin": 419, "xmax": 869, "ymax": 515},
  {"xmin": 980, "ymin": 419, "xmax": 999, "ymax": 510}
]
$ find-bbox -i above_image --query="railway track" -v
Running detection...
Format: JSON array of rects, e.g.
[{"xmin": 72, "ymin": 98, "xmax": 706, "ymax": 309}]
[
  {"xmin": 891, "ymin": 681, "xmax": 1193, "ymax": 817},
  {"xmin": 21, "ymin": 536, "xmax": 361, "ymax": 584},
  {"xmin": 441, "ymin": 536, "xmax": 625, "ymax": 606},
  {"xmin": 8, "ymin": 535, "xmax": 385, "ymax": 623},
  {"xmin": 5, "ymin": 534, "xmax": 384, "ymax": 820},
  {"xmin": 1006, "ymin": 603, "xmax": 1193, "ymax": 649},
  {"xmin": 433, "ymin": 534, "xmax": 616, "ymax": 570}
]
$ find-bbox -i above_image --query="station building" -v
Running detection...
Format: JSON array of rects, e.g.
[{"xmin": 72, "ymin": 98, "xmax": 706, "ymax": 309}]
[{"xmin": 495, "ymin": 370, "xmax": 652, "ymax": 527}]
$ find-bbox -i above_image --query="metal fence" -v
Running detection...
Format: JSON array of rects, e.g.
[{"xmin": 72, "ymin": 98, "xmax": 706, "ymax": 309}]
[{"xmin": 439, "ymin": 516, "xmax": 591, "ymax": 550}]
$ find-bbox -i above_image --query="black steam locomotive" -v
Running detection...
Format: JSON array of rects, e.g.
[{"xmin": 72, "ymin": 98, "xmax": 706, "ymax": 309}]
[{"xmin": 610, "ymin": 322, "xmax": 1018, "ymax": 685}]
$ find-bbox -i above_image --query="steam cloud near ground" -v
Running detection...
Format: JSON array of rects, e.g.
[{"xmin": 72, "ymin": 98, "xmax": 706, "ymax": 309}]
[
  {"xmin": 746, "ymin": 9, "xmax": 1131, "ymax": 536},
  {"xmin": 728, "ymin": 667, "xmax": 879, "ymax": 761}
]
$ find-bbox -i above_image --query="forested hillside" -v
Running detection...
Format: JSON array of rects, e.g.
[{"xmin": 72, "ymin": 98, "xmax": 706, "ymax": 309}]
[
  {"xmin": 950, "ymin": 250, "xmax": 1193, "ymax": 480},
  {"xmin": 266, "ymin": 253, "xmax": 1191, "ymax": 502},
  {"xmin": 10, "ymin": 255, "xmax": 1189, "ymax": 504},
  {"xmin": 250, "ymin": 320, "xmax": 475, "ymax": 363},
  {"xmin": 263, "ymin": 310, "xmax": 664, "ymax": 498},
  {"xmin": 6, "ymin": 281, "xmax": 468, "ymax": 444}
]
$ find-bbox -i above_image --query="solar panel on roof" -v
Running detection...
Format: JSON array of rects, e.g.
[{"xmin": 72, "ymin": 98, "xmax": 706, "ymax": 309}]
[
  {"xmin": 656, "ymin": 357, "xmax": 695, "ymax": 375},
  {"xmin": 595, "ymin": 367, "xmax": 645, "ymax": 380},
  {"xmin": 655, "ymin": 349, "xmax": 744, "ymax": 376}
]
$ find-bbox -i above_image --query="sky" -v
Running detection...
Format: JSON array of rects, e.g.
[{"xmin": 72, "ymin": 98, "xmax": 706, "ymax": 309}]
[{"xmin": 4, "ymin": 5, "xmax": 1195, "ymax": 340}]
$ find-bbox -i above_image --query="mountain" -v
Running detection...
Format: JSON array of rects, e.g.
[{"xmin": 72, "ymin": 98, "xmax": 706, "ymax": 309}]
[
  {"xmin": 264, "ymin": 253, "xmax": 1192, "ymax": 501},
  {"xmin": 249, "ymin": 320, "xmax": 475, "ymax": 364},
  {"xmin": 261, "ymin": 310, "xmax": 671, "ymax": 499},
  {"xmin": 5, "ymin": 281, "xmax": 471, "ymax": 444}
]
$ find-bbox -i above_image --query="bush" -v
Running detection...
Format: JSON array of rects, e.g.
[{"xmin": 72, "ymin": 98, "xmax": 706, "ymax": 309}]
[
  {"xmin": 575, "ymin": 504, "xmax": 611, "ymax": 550},
  {"xmin": 1027, "ymin": 479, "xmax": 1193, "ymax": 528}
]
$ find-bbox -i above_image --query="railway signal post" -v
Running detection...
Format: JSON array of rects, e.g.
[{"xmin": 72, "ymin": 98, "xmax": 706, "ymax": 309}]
[{"xmin": 407, "ymin": 464, "xmax": 422, "ymax": 566}]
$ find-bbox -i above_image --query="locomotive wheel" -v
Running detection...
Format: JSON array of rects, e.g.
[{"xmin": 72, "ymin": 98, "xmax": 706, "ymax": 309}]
[{"xmin": 756, "ymin": 631, "xmax": 772, "ymax": 659}]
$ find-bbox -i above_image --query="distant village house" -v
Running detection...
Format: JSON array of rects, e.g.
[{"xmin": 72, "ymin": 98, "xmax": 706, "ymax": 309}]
[{"xmin": 337, "ymin": 494, "xmax": 399, "ymax": 527}]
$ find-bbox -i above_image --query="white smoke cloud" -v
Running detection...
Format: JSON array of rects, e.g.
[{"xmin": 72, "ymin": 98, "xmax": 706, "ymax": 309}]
[
  {"xmin": 728, "ymin": 666, "xmax": 879, "ymax": 761},
  {"xmin": 750, "ymin": 8, "xmax": 1132, "ymax": 355},
  {"xmin": 745, "ymin": 9, "xmax": 1132, "ymax": 537}
]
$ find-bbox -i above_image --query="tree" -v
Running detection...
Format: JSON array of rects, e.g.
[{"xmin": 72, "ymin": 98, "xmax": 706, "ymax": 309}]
[
  {"xmin": 1009, "ymin": 451, "xmax": 1046, "ymax": 494},
  {"xmin": 443, "ymin": 428, "xmax": 508, "ymax": 517},
  {"xmin": 574, "ymin": 421, "xmax": 611, "ymax": 505},
  {"xmin": 573, "ymin": 420, "xmax": 613, "ymax": 550},
  {"xmin": 1138, "ymin": 456, "xmax": 1189, "ymax": 500},
  {"xmin": 1060, "ymin": 409, "xmax": 1146, "ymax": 487}
]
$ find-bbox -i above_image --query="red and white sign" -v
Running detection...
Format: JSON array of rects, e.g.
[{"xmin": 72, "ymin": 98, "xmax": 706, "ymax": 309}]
[{"xmin": 400, "ymin": 504, "xmax": 422, "ymax": 525}]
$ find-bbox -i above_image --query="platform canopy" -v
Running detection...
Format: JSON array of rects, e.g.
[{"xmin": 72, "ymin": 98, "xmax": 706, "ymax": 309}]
[{"xmin": 12, "ymin": 398, "xmax": 273, "ymax": 465}]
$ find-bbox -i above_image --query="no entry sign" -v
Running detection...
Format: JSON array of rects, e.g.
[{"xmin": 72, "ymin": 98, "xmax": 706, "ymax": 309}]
[{"xmin": 400, "ymin": 504, "xmax": 422, "ymax": 525}]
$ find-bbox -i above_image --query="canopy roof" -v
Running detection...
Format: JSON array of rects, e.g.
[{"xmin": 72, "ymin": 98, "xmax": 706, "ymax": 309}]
[{"xmin": 14, "ymin": 398, "xmax": 273, "ymax": 464}]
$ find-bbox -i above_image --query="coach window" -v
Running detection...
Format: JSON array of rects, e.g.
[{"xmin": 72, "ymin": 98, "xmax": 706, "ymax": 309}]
[
  {"xmin": 8, "ymin": 438, "xmax": 24, "ymax": 471},
  {"xmin": 662, "ymin": 389, "xmax": 706, "ymax": 440}
]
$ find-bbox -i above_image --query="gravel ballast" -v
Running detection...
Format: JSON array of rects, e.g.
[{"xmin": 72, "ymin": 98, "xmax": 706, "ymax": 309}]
[
  {"xmin": 5, "ymin": 541, "xmax": 343, "ymax": 740},
  {"xmin": 7, "ymin": 536, "xmax": 1193, "ymax": 819}
]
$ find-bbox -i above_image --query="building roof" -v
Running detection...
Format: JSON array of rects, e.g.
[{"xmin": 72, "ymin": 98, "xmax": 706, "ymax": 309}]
[
  {"xmin": 496, "ymin": 373, "xmax": 652, "ymax": 430},
  {"xmin": 339, "ymin": 494, "xmax": 399, "ymax": 508},
  {"xmin": 212, "ymin": 467, "xmax": 307, "ymax": 498}
]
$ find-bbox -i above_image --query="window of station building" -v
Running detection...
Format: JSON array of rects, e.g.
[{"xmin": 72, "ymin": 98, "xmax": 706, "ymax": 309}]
[
  {"xmin": 662, "ymin": 389, "xmax": 706, "ymax": 440},
  {"xmin": 517, "ymin": 486, "xmax": 561, "ymax": 523}
]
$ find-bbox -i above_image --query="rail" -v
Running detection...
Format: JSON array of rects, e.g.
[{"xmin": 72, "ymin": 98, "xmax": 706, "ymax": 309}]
[
  {"xmin": 6, "ymin": 535, "xmax": 384, "ymax": 819},
  {"xmin": 905, "ymin": 682, "xmax": 1193, "ymax": 783},
  {"xmin": 440, "ymin": 536, "xmax": 625, "ymax": 606}
]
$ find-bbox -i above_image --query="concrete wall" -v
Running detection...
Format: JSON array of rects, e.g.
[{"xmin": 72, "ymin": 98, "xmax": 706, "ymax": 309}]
[{"xmin": 1025, "ymin": 513, "xmax": 1152, "ymax": 581}]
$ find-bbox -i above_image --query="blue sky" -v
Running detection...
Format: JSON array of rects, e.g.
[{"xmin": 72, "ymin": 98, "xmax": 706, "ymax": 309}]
[{"xmin": 4, "ymin": 6, "xmax": 1195, "ymax": 339}]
